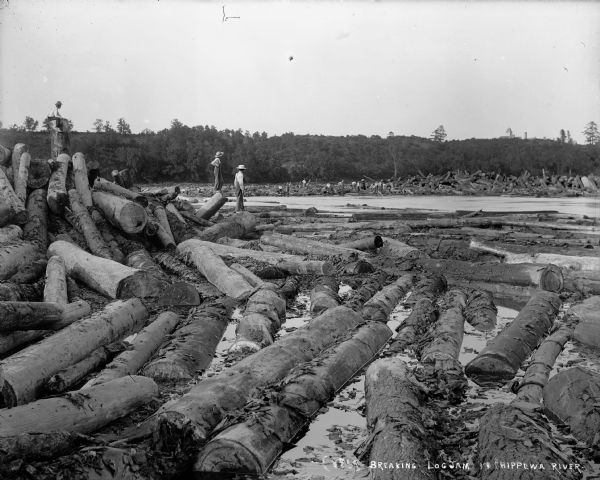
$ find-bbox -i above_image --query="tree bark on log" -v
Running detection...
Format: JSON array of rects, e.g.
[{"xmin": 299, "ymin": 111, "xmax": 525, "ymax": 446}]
[
  {"xmin": 152, "ymin": 203, "xmax": 174, "ymax": 241},
  {"xmin": 45, "ymin": 341, "xmax": 126, "ymax": 394},
  {"xmin": 150, "ymin": 220, "xmax": 176, "ymax": 250},
  {"xmin": 543, "ymin": 367, "xmax": 600, "ymax": 447},
  {"xmin": 22, "ymin": 188, "xmax": 48, "ymax": 249},
  {"xmin": 90, "ymin": 209, "xmax": 126, "ymax": 263},
  {"xmin": 339, "ymin": 235, "xmax": 383, "ymax": 251},
  {"xmin": 153, "ymin": 251, "xmax": 205, "ymax": 283},
  {"xmin": 230, "ymin": 263, "xmax": 269, "ymax": 288},
  {"xmin": 154, "ymin": 305, "xmax": 363, "ymax": 454},
  {"xmin": 197, "ymin": 212, "xmax": 257, "ymax": 243},
  {"xmin": 14, "ymin": 151, "xmax": 30, "ymax": 204},
  {"xmin": 0, "ymin": 300, "xmax": 91, "ymax": 332},
  {"xmin": 10, "ymin": 144, "xmax": 27, "ymax": 186},
  {"xmin": 195, "ymin": 192, "xmax": 227, "ymax": 220},
  {"xmin": 180, "ymin": 209, "xmax": 214, "ymax": 227},
  {"xmin": 72, "ymin": 152, "xmax": 93, "ymax": 207},
  {"xmin": 166, "ymin": 202, "xmax": 186, "ymax": 223},
  {"xmin": 48, "ymin": 240, "xmax": 165, "ymax": 299},
  {"xmin": 27, "ymin": 157, "xmax": 51, "ymax": 190},
  {"xmin": 142, "ymin": 302, "xmax": 228, "ymax": 381},
  {"xmin": 261, "ymin": 232, "xmax": 366, "ymax": 259},
  {"xmin": 68, "ymin": 189, "xmax": 113, "ymax": 259},
  {"xmin": 404, "ymin": 274, "xmax": 447, "ymax": 307},
  {"xmin": 465, "ymin": 291, "xmax": 561, "ymax": 387},
  {"xmin": 126, "ymin": 248, "xmax": 169, "ymax": 281},
  {"xmin": 177, "ymin": 243, "xmax": 256, "ymax": 300},
  {"xmin": 0, "ymin": 298, "xmax": 147, "ymax": 407},
  {"xmin": 87, "ymin": 312, "xmax": 181, "ymax": 387},
  {"xmin": 93, "ymin": 177, "xmax": 148, "ymax": 206},
  {"xmin": 361, "ymin": 275, "xmax": 414, "ymax": 322},
  {"xmin": 230, "ymin": 288, "xmax": 287, "ymax": 354},
  {"xmin": 7, "ymin": 257, "xmax": 47, "ymax": 284},
  {"xmin": 92, "ymin": 191, "xmax": 148, "ymax": 234},
  {"xmin": 0, "ymin": 280, "xmax": 44, "ymax": 302},
  {"xmin": 343, "ymin": 271, "xmax": 388, "ymax": 311},
  {"xmin": 0, "ymin": 242, "xmax": 41, "ymax": 280},
  {"xmin": 309, "ymin": 276, "xmax": 340, "ymax": 315},
  {"xmin": 388, "ymin": 298, "xmax": 438, "ymax": 355},
  {"xmin": 194, "ymin": 321, "xmax": 392, "ymax": 475},
  {"xmin": 165, "ymin": 206, "xmax": 192, "ymax": 243},
  {"xmin": 0, "ymin": 225, "xmax": 22, "ymax": 243},
  {"xmin": 279, "ymin": 275, "xmax": 300, "ymax": 300},
  {"xmin": 417, "ymin": 258, "xmax": 564, "ymax": 292},
  {"xmin": 0, "ymin": 330, "xmax": 49, "ymax": 358},
  {"xmin": 571, "ymin": 296, "xmax": 600, "ymax": 348},
  {"xmin": 359, "ymin": 357, "xmax": 436, "ymax": 480},
  {"xmin": 0, "ymin": 164, "xmax": 27, "ymax": 227},
  {"xmin": 47, "ymin": 153, "xmax": 70, "ymax": 215},
  {"xmin": 464, "ymin": 290, "xmax": 497, "ymax": 331},
  {"xmin": 0, "ymin": 376, "xmax": 157, "ymax": 439}
]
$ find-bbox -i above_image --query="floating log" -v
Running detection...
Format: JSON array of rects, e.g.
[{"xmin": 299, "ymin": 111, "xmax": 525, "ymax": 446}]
[
  {"xmin": 197, "ymin": 211, "xmax": 257, "ymax": 243},
  {"xmin": 177, "ymin": 243, "xmax": 254, "ymax": 300},
  {"xmin": 230, "ymin": 288, "xmax": 287, "ymax": 354},
  {"xmin": 309, "ymin": 276, "xmax": 339, "ymax": 315},
  {"xmin": 0, "ymin": 300, "xmax": 91, "ymax": 332},
  {"xmin": 359, "ymin": 357, "xmax": 435, "ymax": 480},
  {"xmin": 46, "ymin": 153, "xmax": 69, "ymax": 215},
  {"xmin": 87, "ymin": 312, "xmax": 181, "ymax": 387},
  {"xmin": 0, "ymin": 280, "xmax": 44, "ymax": 303},
  {"xmin": 261, "ymin": 231, "xmax": 366, "ymax": 259},
  {"xmin": 195, "ymin": 192, "xmax": 227, "ymax": 220},
  {"xmin": 195, "ymin": 321, "xmax": 392, "ymax": 475},
  {"xmin": 571, "ymin": 296, "xmax": 600, "ymax": 348},
  {"xmin": 0, "ymin": 298, "xmax": 147, "ymax": 406},
  {"xmin": 22, "ymin": 188, "xmax": 48, "ymax": 250},
  {"xmin": 543, "ymin": 367, "xmax": 600, "ymax": 447},
  {"xmin": 0, "ymin": 376, "xmax": 157, "ymax": 439},
  {"xmin": 72, "ymin": 152, "xmax": 93, "ymax": 207},
  {"xmin": 0, "ymin": 242, "xmax": 40, "ymax": 280},
  {"xmin": 414, "ymin": 290, "xmax": 468, "ymax": 402},
  {"xmin": 154, "ymin": 306, "xmax": 363, "ymax": 453},
  {"xmin": 343, "ymin": 271, "xmax": 388, "ymax": 311},
  {"xmin": 27, "ymin": 157, "xmax": 51, "ymax": 190},
  {"xmin": 142, "ymin": 302, "xmax": 228, "ymax": 381},
  {"xmin": 68, "ymin": 189, "xmax": 113, "ymax": 259},
  {"xmin": 0, "ymin": 225, "xmax": 22, "ymax": 243},
  {"xmin": 464, "ymin": 290, "xmax": 497, "ymax": 331},
  {"xmin": 0, "ymin": 164, "xmax": 27, "ymax": 226},
  {"xmin": 361, "ymin": 275, "xmax": 414, "ymax": 322},
  {"xmin": 417, "ymin": 258, "xmax": 564, "ymax": 292},
  {"xmin": 45, "ymin": 341, "xmax": 126, "ymax": 394},
  {"xmin": 48, "ymin": 240, "xmax": 165, "ymax": 299},
  {"xmin": 339, "ymin": 235, "xmax": 383, "ymax": 251},
  {"xmin": 465, "ymin": 291, "xmax": 561, "ymax": 386},
  {"xmin": 93, "ymin": 177, "xmax": 148, "ymax": 206},
  {"xmin": 92, "ymin": 190, "xmax": 147, "ymax": 234},
  {"xmin": 14, "ymin": 151, "xmax": 30, "ymax": 204},
  {"xmin": 10, "ymin": 143, "xmax": 27, "ymax": 185}
]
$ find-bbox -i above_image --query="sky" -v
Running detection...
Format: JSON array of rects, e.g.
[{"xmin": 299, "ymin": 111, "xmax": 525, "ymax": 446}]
[{"xmin": 0, "ymin": 0, "xmax": 599, "ymax": 142}]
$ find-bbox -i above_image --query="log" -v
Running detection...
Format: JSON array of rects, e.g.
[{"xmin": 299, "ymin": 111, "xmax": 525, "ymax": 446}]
[
  {"xmin": 194, "ymin": 321, "xmax": 392, "ymax": 475},
  {"xmin": 361, "ymin": 275, "xmax": 414, "ymax": 322},
  {"xmin": 279, "ymin": 276, "xmax": 300, "ymax": 299},
  {"xmin": 0, "ymin": 376, "xmax": 157, "ymax": 437},
  {"xmin": 87, "ymin": 312, "xmax": 181, "ymax": 387},
  {"xmin": 154, "ymin": 306, "xmax": 363, "ymax": 453},
  {"xmin": 92, "ymin": 190, "xmax": 148, "ymax": 234},
  {"xmin": 178, "ymin": 238, "xmax": 333, "ymax": 275},
  {"xmin": 343, "ymin": 270, "xmax": 388, "ymax": 311},
  {"xmin": 0, "ymin": 280, "xmax": 44, "ymax": 302},
  {"xmin": 340, "ymin": 258, "xmax": 375, "ymax": 274},
  {"xmin": 197, "ymin": 211, "xmax": 257, "ymax": 243},
  {"xmin": 0, "ymin": 225, "xmax": 22, "ymax": 243},
  {"xmin": 0, "ymin": 164, "xmax": 27, "ymax": 226},
  {"xmin": 180, "ymin": 209, "xmax": 214, "ymax": 227},
  {"xmin": 414, "ymin": 290, "xmax": 468, "ymax": 402},
  {"xmin": 229, "ymin": 263, "xmax": 269, "ymax": 288},
  {"xmin": 464, "ymin": 289, "xmax": 497, "ymax": 331},
  {"xmin": 543, "ymin": 367, "xmax": 600, "ymax": 447},
  {"xmin": 339, "ymin": 235, "xmax": 383, "ymax": 251},
  {"xmin": 125, "ymin": 248, "xmax": 169, "ymax": 280},
  {"xmin": 93, "ymin": 177, "xmax": 148, "ymax": 206},
  {"xmin": 14, "ymin": 152, "xmax": 30, "ymax": 204},
  {"xmin": 48, "ymin": 240, "xmax": 165, "ymax": 299},
  {"xmin": 404, "ymin": 273, "xmax": 447, "ymax": 306},
  {"xmin": 45, "ymin": 341, "xmax": 126, "ymax": 394},
  {"xmin": 144, "ymin": 185, "xmax": 180, "ymax": 196},
  {"xmin": 8, "ymin": 257, "xmax": 47, "ymax": 284},
  {"xmin": 465, "ymin": 291, "xmax": 561, "ymax": 386},
  {"xmin": 0, "ymin": 432, "xmax": 93, "ymax": 465},
  {"xmin": 0, "ymin": 242, "xmax": 40, "ymax": 280},
  {"xmin": 388, "ymin": 298, "xmax": 438, "ymax": 354},
  {"xmin": 49, "ymin": 117, "xmax": 71, "ymax": 160},
  {"xmin": 470, "ymin": 239, "xmax": 600, "ymax": 271},
  {"xmin": 230, "ymin": 287, "xmax": 287, "ymax": 354},
  {"xmin": 0, "ymin": 300, "xmax": 91, "ymax": 332},
  {"xmin": 151, "ymin": 220, "xmax": 176, "ymax": 250},
  {"xmin": 0, "ymin": 144, "xmax": 11, "ymax": 167},
  {"xmin": 165, "ymin": 205, "xmax": 191, "ymax": 243},
  {"xmin": 27, "ymin": 157, "xmax": 51, "ymax": 189},
  {"xmin": 359, "ymin": 357, "xmax": 435, "ymax": 480},
  {"xmin": 261, "ymin": 231, "xmax": 366, "ymax": 259},
  {"xmin": 22, "ymin": 188, "xmax": 48, "ymax": 249},
  {"xmin": 142, "ymin": 302, "xmax": 228, "ymax": 381},
  {"xmin": 90, "ymin": 209, "xmax": 126, "ymax": 263},
  {"xmin": 417, "ymin": 258, "xmax": 564, "ymax": 292},
  {"xmin": 43, "ymin": 255, "xmax": 68, "ymax": 305},
  {"xmin": 446, "ymin": 278, "xmax": 537, "ymax": 310},
  {"xmin": 379, "ymin": 237, "xmax": 426, "ymax": 270},
  {"xmin": 0, "ymin": 330, "xmax": 49, "ymax": 358},
  {"xmin": 10, "ymin": 143, "xmax": 27, "ymax": 185},
  {"xmin": 72, "ymin": 152, "xmax": 93, "ymax": 207},
  {"xmin": 195, "ymin": 192, "xmax": 227, "ymax": 220},
  {"xmin": 152, "ymin": 203, "xmax": 175, "ymax": 243},
  {"xmin": 68, "ymin": 189, "xmax": 113, "ymax": 259},
  {"xmin": 571, "ymin": 296, "xmax": 600, "ymax": 348},
  {"xmin": 153, "ymin": 251, "xmax": 205, "ymax": 283},
  {"xmin": 309, "ymin": 276, "xmax": 339, "ymax": 314},
  {"xmin": 0, "ymin": 298, "xmax": 147, "ymax": 406},
  {"xmin": 177, "ymin": 243, "xmax": 256, "ymax": 300},
  {"xmin": 166, "ymin": 202, "xmax": 187, "ymax": 223},
  {"xmin": 46, "ymin": 153, "xmax": 69, "ymax": 215}
]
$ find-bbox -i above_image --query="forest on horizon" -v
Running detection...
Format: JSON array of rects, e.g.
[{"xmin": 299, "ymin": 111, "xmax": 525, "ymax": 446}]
[{"xmin": 1, "ymin": 120, "xmax": 599, "ymax": 184}]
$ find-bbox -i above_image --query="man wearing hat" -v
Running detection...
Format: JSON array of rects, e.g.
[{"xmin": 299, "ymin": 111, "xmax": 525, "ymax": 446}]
[
  {"xmin": 211, "ymin": 151, "xmax": 224, "ymax": 193},
  {"xmin": 234, "ymin": 164, "xmax": 246, "ymax": 211}
]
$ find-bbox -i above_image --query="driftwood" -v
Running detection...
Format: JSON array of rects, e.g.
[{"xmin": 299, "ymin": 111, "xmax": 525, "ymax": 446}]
[
  {"xmin": 309, "ymin": 275, "xmax": 339, "ymax": 314},
  {"xmin": 0, "ymin": 298, "xmax": 147, "ymax": 407},
  {"xmin": 47, "ymin": 153, "xmax": 69, "ymax": 215},
  {"xmin": 92, "ymin": 190, "xmax": 148, "ymax": 234}
]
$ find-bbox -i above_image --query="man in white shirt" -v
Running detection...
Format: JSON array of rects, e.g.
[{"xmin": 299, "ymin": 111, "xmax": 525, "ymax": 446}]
[
  {"xmin": 234, "ymin": 165, "xmax": 246, "ymax": 211},
  {"xmin": 211, "ymin": 151, "xmax": 224, "ymax": 193}
]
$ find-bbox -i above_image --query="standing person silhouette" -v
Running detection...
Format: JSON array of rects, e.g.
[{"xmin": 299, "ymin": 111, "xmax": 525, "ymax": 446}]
[
  {"xmin": 234, "ymin": 164, "xmax": 246, "ymax": 211},
  {"xmin": 211, "ymin": 151, "xmax": 224, "ymax": 193}
]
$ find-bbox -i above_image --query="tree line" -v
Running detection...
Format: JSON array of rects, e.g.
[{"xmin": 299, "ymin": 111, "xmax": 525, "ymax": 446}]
[{"xmin": 0, "ymin": 119, "xmax": 598, "ymax": 183}]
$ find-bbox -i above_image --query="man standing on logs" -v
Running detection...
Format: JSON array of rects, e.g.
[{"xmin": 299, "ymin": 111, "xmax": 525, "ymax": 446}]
[
  {"xmin": 234, "ymin": 164, "xmax": 246, "ymax": 212},
  {"xmin": 211, "ymin": 151, "xmax": 224, "ymax": 193}
]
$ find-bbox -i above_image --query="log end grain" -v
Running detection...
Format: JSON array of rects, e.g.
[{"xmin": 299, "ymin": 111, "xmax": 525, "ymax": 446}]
[
  {"xmin": 194, "ymin": 438, "xmax": 263, "ymax": 474},
  {"xmin": 464, "ymin": 353, "xmax": 517, "ymax": 387},
  {"xmin": 120, "ymin": 202, "xmax": 148, "ymax": 234},
  {"xmin": 540, "ymin": 264, "xmax": 564, "ymax": 292},
  {"xmin": 117, "ymin": 272, "xmax": 169, "ymax": 299}
]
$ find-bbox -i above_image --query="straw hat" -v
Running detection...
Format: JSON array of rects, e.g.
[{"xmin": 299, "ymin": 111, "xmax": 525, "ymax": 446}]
[
  {"xmin": 237, "ymin": 164, "xmax": 246, "ymax": 170},
  {"xmin": 215, "ymin": 151, "xmax": 224, "ymax": 157}
]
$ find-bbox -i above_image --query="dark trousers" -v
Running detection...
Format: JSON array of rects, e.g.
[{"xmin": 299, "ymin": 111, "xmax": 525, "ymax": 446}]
[
  {"xmin": 236, "ymin": 189, "xmax": 245, "ymax": 211},
  {"xmin": 214, "ymin": 167, "xmax": 223, "ymax": 192}
]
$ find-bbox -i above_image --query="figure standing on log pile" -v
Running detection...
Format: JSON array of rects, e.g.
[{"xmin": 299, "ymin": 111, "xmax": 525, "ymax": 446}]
[
  {"xmin": 211, "ymin": 151, "xmax": 224, "ymax": 193},
  {"xmin": 234, "ymin": 164, "xmax": 246, "ymax": 211},
  {"xmin": 46, "ymin": 101, "xmax": 71, "ymax": 160}
]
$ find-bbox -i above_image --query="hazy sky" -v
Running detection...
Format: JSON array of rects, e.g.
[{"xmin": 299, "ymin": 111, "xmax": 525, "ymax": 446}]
[{"xmin": 1, "ymin": 0, "xmax": 599, "ymax": 141}]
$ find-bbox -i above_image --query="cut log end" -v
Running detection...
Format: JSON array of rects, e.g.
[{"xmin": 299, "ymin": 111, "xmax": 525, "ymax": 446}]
[
  {"xmin": 194, "ymin": 439, "xmax": 263, "ymax": 474},
  {"xmin": 540, "ymin": 264, "xmax": 564, "ymax": 292},
  {"xmin": 117, "ymin": 272, "xmax": 169, "ymax": 299}
]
